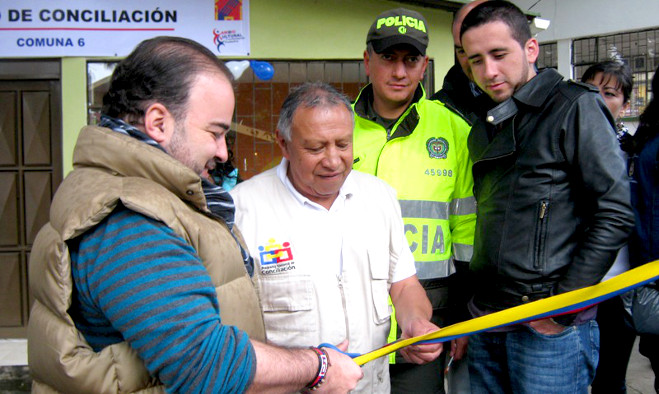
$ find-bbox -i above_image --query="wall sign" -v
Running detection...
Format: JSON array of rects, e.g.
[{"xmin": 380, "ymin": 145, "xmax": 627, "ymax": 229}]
[{"xmin": 0, "ymin": 0, "xmax": 250, "ymax": 57}]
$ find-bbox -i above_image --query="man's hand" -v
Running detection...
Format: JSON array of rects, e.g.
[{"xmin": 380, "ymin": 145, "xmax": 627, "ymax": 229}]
[
  {"xmin": 527, "ymin": 318, "xmax": 566, "ymax": 335},
  {"xmin": 389, "ymin": 275, "xmax": 443, "ymax": 364},
  {"xmin": 450, "ymin": 337, "xmax": 468, "ymax": 360},
  {"xmin": 248, "ymin": 339, "xmax": 362, "ymax": 393},
  {"xmin": 398, "ymin": 318, "xmax": 443, "ymax": 364},
  {"xmin": 316, "ymin": 340, "xmax": 363, "ymax": 393}
]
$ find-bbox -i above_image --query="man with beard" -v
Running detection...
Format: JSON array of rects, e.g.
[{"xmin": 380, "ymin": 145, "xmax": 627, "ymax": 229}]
[
  {"xmin": 27, "ymin": 36, "xmax": 363, "ymax": 394},
  {"xmin": 460, "ymin": 2, "xmax": 634, "ymax": 392}
]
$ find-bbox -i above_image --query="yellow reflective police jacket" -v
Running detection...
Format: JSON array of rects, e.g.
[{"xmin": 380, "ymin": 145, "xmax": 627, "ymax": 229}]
[
  {"xmin": 353, "ymin": 84, "xmax": 476, "ymax": 362},
  {"xmin": 353, "ymin": 84, "xmax": 475, "ymax": 277}
]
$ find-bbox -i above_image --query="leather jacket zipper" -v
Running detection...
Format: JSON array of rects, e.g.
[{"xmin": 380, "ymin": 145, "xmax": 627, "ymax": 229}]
[
  {"xmin": 539, "ymin": 200, "xmax": 548, "ymax": 219},
  {"xmin": 534, "ymin": 200, "xmax": 549, "ymax": 270}
]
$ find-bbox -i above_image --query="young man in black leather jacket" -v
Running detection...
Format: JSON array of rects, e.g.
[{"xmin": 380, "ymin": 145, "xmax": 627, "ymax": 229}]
[{"xmin": 460, "ymin": 2, "xmax": 634, "ymax": 393}]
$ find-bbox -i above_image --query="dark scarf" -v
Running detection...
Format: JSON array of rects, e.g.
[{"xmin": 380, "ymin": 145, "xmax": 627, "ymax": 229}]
[{"xmin": 99, "ymin": 115, "xmax": 254, "ymax": 276}]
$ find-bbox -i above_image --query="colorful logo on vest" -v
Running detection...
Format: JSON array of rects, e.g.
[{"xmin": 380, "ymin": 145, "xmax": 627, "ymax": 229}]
[
  {"xmin": 258, "ymin": 238, "xmax": 296, "ymax": 274},
  {"xmin": 426, "ymin": 137, "xmax": 449, "ymax": 159}
]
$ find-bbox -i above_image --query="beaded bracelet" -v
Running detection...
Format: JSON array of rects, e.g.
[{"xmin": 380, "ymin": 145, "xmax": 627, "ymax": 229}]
[{"xmin": 304, "ymin": 346, "xmax": 330, "ymax": 392}]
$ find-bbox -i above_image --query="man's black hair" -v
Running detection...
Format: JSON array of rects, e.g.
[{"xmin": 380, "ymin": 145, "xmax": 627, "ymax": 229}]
[
  {"xmin": 460, "ymin": 1, "xmax": 531, "ymax": 48},
  {"xmin": 102, "ymin": 36, "xmax": 233, "ymax": 124}
]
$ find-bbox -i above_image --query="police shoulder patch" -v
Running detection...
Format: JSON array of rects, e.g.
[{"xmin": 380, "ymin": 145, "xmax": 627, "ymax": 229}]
[{"xmin": 426, "ymin": 137, "xmax": 449, "ymax": 159}]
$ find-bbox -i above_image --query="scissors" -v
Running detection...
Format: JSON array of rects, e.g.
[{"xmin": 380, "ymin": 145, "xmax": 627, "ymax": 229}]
[{"xmin": 317, "ymin": 342, "xmax": 362, "ymax": 359}]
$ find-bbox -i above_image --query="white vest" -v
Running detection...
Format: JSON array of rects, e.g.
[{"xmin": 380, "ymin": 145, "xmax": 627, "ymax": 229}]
[{"xmin": 232, "ymin": 163, "xmax": 416, "ymax": 393}]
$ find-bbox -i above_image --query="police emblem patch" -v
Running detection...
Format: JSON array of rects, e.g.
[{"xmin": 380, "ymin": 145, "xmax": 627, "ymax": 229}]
[{"xmin": 426, "ymin": 137, "xmax": 449, "ymax": 159}]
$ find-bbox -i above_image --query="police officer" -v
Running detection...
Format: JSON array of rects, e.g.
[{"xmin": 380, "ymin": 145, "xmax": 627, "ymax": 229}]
[{"xmin": 352, "ymin": 7, "xmax": 476, "ymax": 394}]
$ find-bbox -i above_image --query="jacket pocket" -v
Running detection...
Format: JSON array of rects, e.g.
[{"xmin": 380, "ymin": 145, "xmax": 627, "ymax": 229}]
[
  {"xmin": 533, "ymin": 200, "xmax": 550, "ymax": 271},
  {"xmin": 257, "ymin": 275, "xmax": 316, "ymax": 339},
  {"xmin": 368, "ymin": 249, "xmax": 392, "ymax": 325}
]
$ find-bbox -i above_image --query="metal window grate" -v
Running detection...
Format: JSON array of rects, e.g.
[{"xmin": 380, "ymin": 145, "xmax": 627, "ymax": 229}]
[
  {"xmin": 573, "ymin": 27, "xmax": 659, "ymax": 117},
  {"xmin": 537, "ymin": 42, "xmax": 558, "ymax": 70}
]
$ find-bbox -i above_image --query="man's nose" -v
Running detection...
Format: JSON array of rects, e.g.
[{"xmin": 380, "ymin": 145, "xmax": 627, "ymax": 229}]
[
  {"xmin": 322, "ymin": 147, "xmax": 341, "ymax": 168},
  {"xmin": 216, "ymin": 136, "xmax": 228, "ymax": 163},
  {"xmin": 483, "ymin": 58, "xmax": 498, "ymax": 80},
  {"xmin": 392, "ymin": 59, "xmax": 407, "ymax": 78}
]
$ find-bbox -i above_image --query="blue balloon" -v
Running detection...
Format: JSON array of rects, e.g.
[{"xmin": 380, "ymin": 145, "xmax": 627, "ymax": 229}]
[{"xmin": 250, "ymin": 60, "xmax": 274, "ymax": 81}]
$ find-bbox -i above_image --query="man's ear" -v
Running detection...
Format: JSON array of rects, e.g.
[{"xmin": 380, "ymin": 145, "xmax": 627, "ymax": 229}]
[
  {"xmin": 525, "ymin": 37, "xmax": 540, "ymax": 64},
  {"xmin": 364, "ymin": 50, "xmax": 371, "ymax": 77},
  {"xmin": 143, "ymin": 103, "xmax": 175, "ymax": 145},
  {"xmin": 421, "ymin": 55, "xmax": 430, "ymax": 76},
  {"xmin": 275, "ymin": 129, "xmax": 290, "ymax": 160}
]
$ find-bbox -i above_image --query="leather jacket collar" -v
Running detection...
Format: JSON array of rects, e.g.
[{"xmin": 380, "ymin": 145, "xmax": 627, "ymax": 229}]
[{"xmin": 485, "ymin": 69, "xmax": 564, "ymax": 127}]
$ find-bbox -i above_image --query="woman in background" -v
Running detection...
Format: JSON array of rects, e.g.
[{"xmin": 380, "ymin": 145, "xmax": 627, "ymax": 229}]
[
  {"xmin": 582, "ymin": 60, "xmax": 633, "ymax": 143},
  {"xmin": 583, "ymin": 60, "xmax": 636, "ymax": 394}
]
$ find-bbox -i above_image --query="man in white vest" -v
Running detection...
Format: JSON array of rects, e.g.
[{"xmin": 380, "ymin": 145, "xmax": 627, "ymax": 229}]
[{"xmin": 232, "ymin": 81, "xmax": 443, "ymax": 393}]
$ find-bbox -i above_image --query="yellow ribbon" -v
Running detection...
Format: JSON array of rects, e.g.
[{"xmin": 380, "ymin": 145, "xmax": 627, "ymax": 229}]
[{"xmin": 354, "ymin": 260, "xmax": 659, "ymax": 366}]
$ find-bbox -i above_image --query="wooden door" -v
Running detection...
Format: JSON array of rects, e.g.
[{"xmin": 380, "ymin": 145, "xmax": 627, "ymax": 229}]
[{"xmin": 0, "ymin": 61, "xmax": 62, "ymax": 338}]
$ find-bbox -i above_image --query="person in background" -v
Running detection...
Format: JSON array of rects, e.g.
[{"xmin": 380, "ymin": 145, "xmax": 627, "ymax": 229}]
[
  {"xmin": 351, "ymin": 7, "xmax": 476, "ymax": 394},
  {"xmin": 624, "ymin": 64, "xmax": 659, "ymax": 393},
  {"xmin": 231, "ymin": 81, "xmax": 443, "ymax": 393},
  {"xmin": 582, "ymin": 60, "xmax": 637, "ymax": 394},
  {"xmin": 582, "ymin": 60, "xmax": 634, "ymax": 145},
  {"xmin": 431, "ymin": 0, "xmax": 493, "ymax": 125},
  {"xmin": 460, "ymin": 2, "xmax": 634, "ymax": 392},
  {"xmin": 210, "ymin": 142, "xmax": 242, "ymax": 191},
  {"xmin": 27, "ymin": 36, "xmax": 363, "ymax": 394},
  {"xmin": 430, "ymin": 2, "xmax": 492, "ymax": 392}
]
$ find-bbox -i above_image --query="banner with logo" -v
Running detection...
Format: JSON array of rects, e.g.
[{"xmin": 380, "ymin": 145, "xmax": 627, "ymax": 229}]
[{"xmin": 0, "ymin": 0, "xmax": 250, "ymax": 57}]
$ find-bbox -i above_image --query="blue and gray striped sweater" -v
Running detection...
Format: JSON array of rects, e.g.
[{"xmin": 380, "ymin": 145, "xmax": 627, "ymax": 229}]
[{"xmin": 69, "ymin": 204, "xmax": 255, "ymax": 393}]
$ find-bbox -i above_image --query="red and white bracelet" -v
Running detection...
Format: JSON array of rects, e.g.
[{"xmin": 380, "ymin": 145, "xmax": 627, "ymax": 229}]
[{"xmin": 303, "ymin": 346, "xmax": 330, "ymax": 392}]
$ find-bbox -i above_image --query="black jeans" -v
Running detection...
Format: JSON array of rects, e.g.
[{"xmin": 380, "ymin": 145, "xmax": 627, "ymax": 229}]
[{"xmin": 591, "ymin": 295, "xmax": 637, "ymax": 394}]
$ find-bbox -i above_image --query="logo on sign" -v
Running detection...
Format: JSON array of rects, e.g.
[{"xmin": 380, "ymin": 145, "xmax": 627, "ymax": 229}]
[
  {"xmin": 215, "ymin": 0, "xmax": 243, "ymax": 21},
  {"xmin": 213, "ymin": 28, "xmax": 245, "ymax": 53}
]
